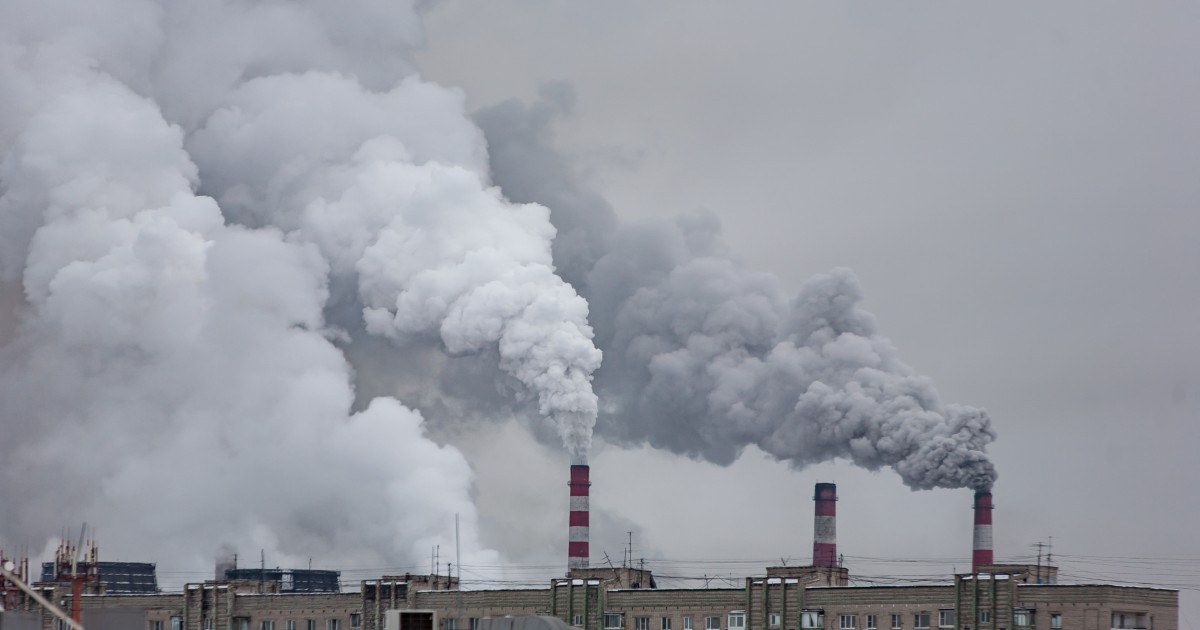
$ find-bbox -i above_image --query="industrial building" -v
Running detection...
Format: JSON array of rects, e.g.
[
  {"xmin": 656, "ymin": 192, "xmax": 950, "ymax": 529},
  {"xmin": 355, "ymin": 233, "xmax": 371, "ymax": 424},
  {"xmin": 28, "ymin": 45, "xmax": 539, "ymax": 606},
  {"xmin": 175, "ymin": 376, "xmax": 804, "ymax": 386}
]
[{"xmin": 0, "ymin": 478, "xmax": 1178, "ymax": 630}]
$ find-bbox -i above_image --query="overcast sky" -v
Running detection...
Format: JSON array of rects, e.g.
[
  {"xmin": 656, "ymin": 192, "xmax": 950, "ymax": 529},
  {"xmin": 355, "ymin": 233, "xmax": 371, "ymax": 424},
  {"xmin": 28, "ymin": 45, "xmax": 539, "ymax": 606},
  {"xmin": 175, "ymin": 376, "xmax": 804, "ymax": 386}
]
[
  {"xmin": 0, "ymin": 1, "xmax": 1196, "ymax": 626},
  {"xmin": 415, "ymin": 1, "xmax": 1200, "ymax": 623}
]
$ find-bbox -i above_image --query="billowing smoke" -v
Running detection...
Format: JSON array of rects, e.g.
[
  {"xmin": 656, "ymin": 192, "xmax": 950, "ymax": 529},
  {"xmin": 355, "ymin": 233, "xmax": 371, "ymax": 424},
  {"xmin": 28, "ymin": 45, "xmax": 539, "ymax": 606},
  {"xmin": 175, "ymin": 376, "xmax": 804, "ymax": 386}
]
[
  {"xmin": 477, "ymin": 85, "xmax": 997, "ymax": 491},
  {"xmin": 0, "ymin": 0, "xmax": 600, "ymax": 576},
  {"xmin": 1, "ymin": 0, "xmax": 996, "ymax": 582}
]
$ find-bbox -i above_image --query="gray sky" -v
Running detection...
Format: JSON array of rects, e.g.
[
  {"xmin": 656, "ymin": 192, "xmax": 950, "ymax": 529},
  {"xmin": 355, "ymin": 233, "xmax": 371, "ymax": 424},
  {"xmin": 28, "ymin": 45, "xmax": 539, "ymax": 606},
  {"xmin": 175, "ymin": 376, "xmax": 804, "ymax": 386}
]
[
  {"xmin": 0, "ymin": 1, "xmax": 1196, "ymax": 625},
  {"xmin": 416, "ymin": 1, "xmax": 1200, "ymax": 623}
]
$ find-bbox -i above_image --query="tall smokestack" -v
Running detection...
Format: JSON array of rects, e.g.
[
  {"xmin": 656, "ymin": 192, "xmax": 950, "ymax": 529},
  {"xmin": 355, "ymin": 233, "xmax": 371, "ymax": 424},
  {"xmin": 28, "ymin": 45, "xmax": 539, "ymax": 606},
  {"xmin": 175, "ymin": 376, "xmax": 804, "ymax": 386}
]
[
  {"xmin": 972, "ymin": 490, "xmax": 994, "ymax": 572},
  {"xmin": 812, "ymin": 482, "xmax": 837, "ymax": 568},
  {"xmin": 568, "ymin": 464, "xmax": 590, "ymax": 571}
]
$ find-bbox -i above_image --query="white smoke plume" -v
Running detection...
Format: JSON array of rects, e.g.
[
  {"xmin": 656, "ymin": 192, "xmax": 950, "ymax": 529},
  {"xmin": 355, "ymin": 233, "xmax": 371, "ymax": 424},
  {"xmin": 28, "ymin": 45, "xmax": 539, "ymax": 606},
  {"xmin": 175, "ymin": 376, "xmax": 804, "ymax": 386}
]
[
  {"xmin": 477, "ymin": 85, "xmax": 998, "ymax": 491},
  {"xmin": 0, "ymin": 0, "xmax": 600, "ymax": 576}
]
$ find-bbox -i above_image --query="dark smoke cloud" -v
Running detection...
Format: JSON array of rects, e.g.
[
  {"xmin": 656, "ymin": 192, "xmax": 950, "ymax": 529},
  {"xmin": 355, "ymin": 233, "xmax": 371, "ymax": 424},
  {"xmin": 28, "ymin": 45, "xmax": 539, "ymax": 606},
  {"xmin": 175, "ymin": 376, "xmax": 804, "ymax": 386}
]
[{"xmin": 476, "ymin": 84, "xmax": 997, "ymax": 491}]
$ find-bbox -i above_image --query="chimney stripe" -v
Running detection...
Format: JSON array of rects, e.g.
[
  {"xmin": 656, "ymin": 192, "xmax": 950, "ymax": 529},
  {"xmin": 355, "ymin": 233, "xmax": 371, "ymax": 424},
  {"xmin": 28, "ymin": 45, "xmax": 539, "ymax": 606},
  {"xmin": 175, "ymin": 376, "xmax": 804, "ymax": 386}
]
[
  {"xmin": 972, "ymin": 491, "xmax": 994, "ymax": 572},
  {"xmin": 812, "ymin": 482, "xmax": 837, "ymax": 568},
  {"xmin": 568, "ymin": 464, "xmax": 590, "ymax": 572}
]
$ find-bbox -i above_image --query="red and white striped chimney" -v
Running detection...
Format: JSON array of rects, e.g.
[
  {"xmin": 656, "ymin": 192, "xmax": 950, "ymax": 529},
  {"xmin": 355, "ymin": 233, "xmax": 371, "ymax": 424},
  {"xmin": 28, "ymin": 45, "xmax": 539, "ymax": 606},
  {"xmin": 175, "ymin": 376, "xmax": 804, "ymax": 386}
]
[
  {"xmin": 972, "ymin": 490, "xmax": 994, "ymax": 572},
  {"xmin": 568, "ymin": 464, "xmax": 590, "ymax": 571},
  {"xmin": 812, "ymin": 482, "xmax": 837, "ymax": 568}
]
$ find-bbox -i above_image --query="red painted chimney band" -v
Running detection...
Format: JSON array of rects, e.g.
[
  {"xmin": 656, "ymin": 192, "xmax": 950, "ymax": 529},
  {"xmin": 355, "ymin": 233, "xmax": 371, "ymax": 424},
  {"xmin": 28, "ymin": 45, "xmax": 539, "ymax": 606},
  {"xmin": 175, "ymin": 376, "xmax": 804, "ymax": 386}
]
[
  {"xmin": 568, "ymin": 464, "xmax": 590, "ymax": 571},
  {"xmin": 813, "ymin": 482, "xmax": 837, "ymax": 568},
  {"xmin": 972, "ymin": 490, "xmax": 994, "ymax": 572}
]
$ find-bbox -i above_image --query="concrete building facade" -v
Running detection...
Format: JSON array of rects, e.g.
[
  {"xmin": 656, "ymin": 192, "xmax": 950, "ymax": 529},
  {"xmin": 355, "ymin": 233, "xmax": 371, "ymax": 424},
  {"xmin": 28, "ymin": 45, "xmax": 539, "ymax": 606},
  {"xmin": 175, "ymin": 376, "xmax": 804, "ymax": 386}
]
[{"xmin": 5, "ymin": 566, "xmax": 1175, "ymax": 630}]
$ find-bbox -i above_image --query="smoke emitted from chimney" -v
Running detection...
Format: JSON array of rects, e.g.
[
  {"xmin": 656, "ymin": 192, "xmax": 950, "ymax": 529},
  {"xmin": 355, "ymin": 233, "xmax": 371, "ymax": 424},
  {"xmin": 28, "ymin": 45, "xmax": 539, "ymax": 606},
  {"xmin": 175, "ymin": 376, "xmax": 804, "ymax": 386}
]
[
  {"xmin": 972, "ymin": 490, "xmax": 994, "ymax": 572},
  {"xmin": 812, "ymin": 483, "xmax": 837, "ymax": 568},
  {"xmin": 476, "ymin": 86, "xmax": 999, "ymax": 492},
  {"xmin": 0, "ymin": 0, "xmax": 600, "ymax": 575}
]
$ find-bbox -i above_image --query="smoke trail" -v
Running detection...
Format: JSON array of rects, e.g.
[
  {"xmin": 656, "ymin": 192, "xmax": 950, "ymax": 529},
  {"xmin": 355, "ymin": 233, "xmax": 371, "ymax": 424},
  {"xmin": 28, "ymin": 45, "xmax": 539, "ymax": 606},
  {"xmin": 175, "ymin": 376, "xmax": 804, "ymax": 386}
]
[
  {"xmin": 184, "ymin": 71, "xmax": 601, "ymax": 457},
  {"xmin": 477, "ymin": 85, "xmax": 997, "ymax": 491},
  {"xmin": 0, "ymin": 0, "xmax": 599, "ymax": 575}
]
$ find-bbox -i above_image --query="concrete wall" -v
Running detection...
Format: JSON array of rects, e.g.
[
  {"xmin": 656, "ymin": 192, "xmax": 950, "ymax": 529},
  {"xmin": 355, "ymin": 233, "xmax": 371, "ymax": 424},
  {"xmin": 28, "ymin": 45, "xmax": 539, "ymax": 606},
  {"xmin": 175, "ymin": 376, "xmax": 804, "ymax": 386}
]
[
  {"xmin": 0, "ymin": 612, "xmax": 40, "ymax": 630},
  {"xmin": 13, "ymin": 576, "xmax": 1177, "ymax": 630},
  {"xmin": 83, "ymin": 608, "xmax": 148, "ymax": 630}
]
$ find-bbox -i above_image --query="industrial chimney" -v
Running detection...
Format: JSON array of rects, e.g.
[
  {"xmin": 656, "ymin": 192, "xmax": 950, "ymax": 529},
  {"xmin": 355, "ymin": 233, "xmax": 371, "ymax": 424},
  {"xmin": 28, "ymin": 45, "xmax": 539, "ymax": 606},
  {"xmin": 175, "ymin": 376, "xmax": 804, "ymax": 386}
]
[
  {"xmin": 812, "ymin": 482, "xmax": 837, "ymax": 568},
  {"xmin": 972, "ymin": 490, "xmax": 993, "ymax": 572},
  {"xmin": 568, "ymin": 464, "xmax": 590, "ymax": 572}
]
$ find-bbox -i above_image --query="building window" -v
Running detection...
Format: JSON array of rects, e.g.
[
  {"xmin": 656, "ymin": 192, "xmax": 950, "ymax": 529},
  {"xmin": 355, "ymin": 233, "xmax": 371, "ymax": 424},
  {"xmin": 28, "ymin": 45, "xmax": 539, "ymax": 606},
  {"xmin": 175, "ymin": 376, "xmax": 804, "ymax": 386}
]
[
  {"xmin": 867, "ymin": 616, "xmax": 877, "ymax": 630},
  {"xmin": 472, "ymin": 620, "xmax": 481, "ymax": 630},
  {"xmin": 1112, "ymin": 613, "xmax": 1147, "ymax": 630},
  {"xmin": 770, "ymin": 615, "xmax": 783, "ymax": 628},
  {"xmin": 573, "ymin": 618, "xmax": 584, "ymax": 628},
  {"xmin": 172, "ymin": 617, "xmax": 184, "ymax": 630},
  {"xmin": 234, "ymin": 619, "xmax": 250, "ymax": 630},
  {"xmin": 892, "ymin": 615, "xmax": 902, "ymax": 630},
  {"xmin": 940, "ymin": 611, "xmax": 956, "ymax": 628},
  {"xmin": 1049, "ymin": 616, "xmax": 1061, "ymax": 630},
  {"xmin": 605, "ymin": 614, "xmax": 625, "ymax": 630},
  {"xmin": 204, "ymin": 620, "xmax": 214, "ymax": 630},
  {"xmin": 308, "ymin": 621, "xmax": 317, "ymax": 630},
  {"xmin": 1012, "ymin": 611, "xmax": 1034, "ymax": 628},
  {"xmin": 841, "ymin": 616, "xmax": 857, "ymax": 630},
  {"xmin": 263, "ymin": 621, "xmax": 276, "ymax": 630},
  {"xmin": 445, "ymin": 620, "xmax": 458, "ymax": 630},
  {"xmin": 684, "ymin": 618, "xmax": 693, "ymax": 630},
  {"xmin": 351, "ymin": 615, "xmax": 362, "ymax": 629},
  {"xmin": 802, "ymin": 612, "xmax": 825, "ymax": 630},
  {"xmin": 636, "ymin": 618, "xmax": 651, "ymax": 630},
  {"xmin": 664, "ymin": 619, "xmax": 674, "ymax": 630},
  {"xmin": 329, "ymin": 620, "xmax": 341, "ymax": 630},
  {"xmin": 914, "ymin": 614, "xmax": 930, "ymax": 630},
  {"xmin": 151, "ymin": 621, "xmax": 164, "ymax": 630},
  {"xmin": 980, "ymin": 612, "xmax": 991, "ymax": 624},
  {"xmin": 729, "ymin": 614, "xmax": 746, "ymax": 630},
  {"xmin": 706, "ymin": 617, "xmax": 721, "ymax": 630}
]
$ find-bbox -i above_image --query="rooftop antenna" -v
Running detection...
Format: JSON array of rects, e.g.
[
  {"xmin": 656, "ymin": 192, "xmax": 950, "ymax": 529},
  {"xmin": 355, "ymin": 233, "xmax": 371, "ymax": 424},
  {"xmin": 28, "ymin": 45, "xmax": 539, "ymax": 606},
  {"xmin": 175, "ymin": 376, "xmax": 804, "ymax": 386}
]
[
  {"xmin": 456, "ymin": 513, "xmax": 463, "ymax": 621},
  {"xmin": 72, "ymin": 523, "xmax": 86, "ymax": 576},
  {"xmin": 625, "ymin": 532, "xmax": 633, "ymax": 568}
]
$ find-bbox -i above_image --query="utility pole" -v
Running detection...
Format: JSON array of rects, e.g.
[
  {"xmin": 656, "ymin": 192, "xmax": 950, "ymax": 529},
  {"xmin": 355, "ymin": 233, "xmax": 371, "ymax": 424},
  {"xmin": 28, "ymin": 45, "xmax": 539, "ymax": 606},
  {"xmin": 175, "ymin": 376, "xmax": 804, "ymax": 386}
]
[
  {"xmin": 1035, "ymin": 542, "xmax": 1044, "ymax": 584},
  {"xmin": 456, "ymin": 514, "xmax": 462, "ymax": 626}
]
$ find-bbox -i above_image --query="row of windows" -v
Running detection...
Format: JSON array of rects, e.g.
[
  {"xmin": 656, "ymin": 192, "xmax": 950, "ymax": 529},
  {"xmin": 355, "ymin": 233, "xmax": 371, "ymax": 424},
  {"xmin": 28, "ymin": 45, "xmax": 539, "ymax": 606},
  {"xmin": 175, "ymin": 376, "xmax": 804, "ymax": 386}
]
[
  {"xmin": 1011, "ymin": 610, "xmax": 1067, "ymax": 629},
  {"xmin": 148, "ymin": 615, "xmax": 361, "ymax": 630},
  {"xmin": 600, "ymin": 614, "xmax": 737, "ymax": 630},
  {"xmin": 154, "ymin": 608, "xmax": 1112, "ymax": 630},
  {"xmin": 803, "ymin": 612, "xmax": 945, "ymax": 630},
  {"xmin": 591, "ymin": 611, "xmax": 1065, "ymax": 630},
  {"xmin": 790, "ymin": 610, "xmax": 1066, "ymax": 630},
  {"xmin": 441, "ymin": 619, "xmax": 482, "ymax": 630}
]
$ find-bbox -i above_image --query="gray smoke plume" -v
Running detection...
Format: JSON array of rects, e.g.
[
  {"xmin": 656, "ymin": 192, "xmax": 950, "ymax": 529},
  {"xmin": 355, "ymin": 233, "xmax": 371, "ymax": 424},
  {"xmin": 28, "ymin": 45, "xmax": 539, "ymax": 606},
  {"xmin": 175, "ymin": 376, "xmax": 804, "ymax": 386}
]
[
  {"xmin": 0, "ymin": 0, "xmax": 996, "ymax": 582},
  {"xmin": 0, "ymin": 0, "xmax": 600, "ymax": 575},
  {"xmin": 477, "ymin": 84, "xmax": 997, "ymax": 491}
]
